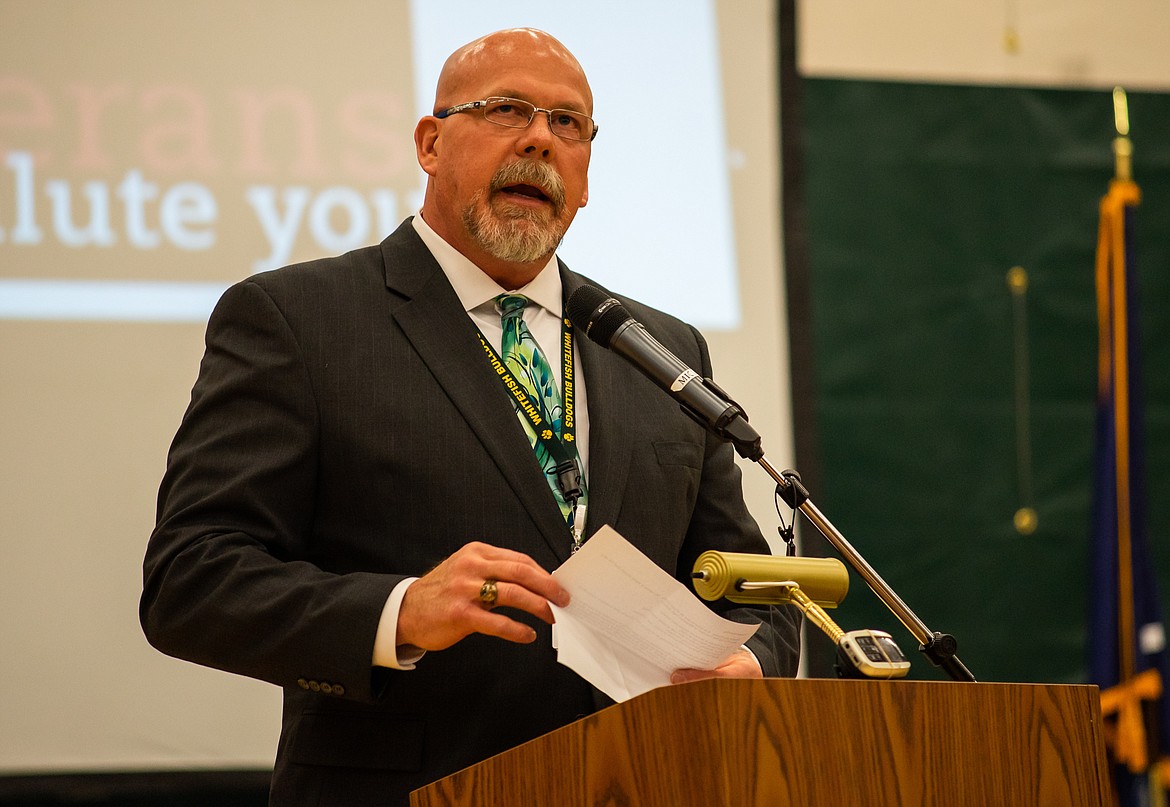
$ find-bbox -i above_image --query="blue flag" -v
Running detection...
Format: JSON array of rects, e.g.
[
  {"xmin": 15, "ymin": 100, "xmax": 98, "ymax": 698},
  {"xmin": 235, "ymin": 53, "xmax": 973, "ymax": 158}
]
[{"xmin": 1089, "ymin": 176, "xmax": 1170, "ymax": 806}]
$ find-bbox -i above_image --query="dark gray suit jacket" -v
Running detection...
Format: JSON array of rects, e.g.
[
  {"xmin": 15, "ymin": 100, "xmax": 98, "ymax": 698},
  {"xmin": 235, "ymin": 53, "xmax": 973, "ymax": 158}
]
[{"xmin": 141, "ymin": 219, "xmax": 799, "ymax": 806}]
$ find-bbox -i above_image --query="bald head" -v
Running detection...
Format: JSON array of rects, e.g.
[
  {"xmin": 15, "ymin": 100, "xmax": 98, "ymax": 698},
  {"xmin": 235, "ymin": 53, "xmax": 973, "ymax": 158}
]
[{"xmin": 434, "ymin": 28, "xmax": 593, "ymax": 114}]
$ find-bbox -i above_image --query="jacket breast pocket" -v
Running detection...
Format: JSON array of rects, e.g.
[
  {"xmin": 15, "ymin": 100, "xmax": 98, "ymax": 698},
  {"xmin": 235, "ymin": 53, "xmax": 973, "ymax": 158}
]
[{"xmin": 653, "ymin": 440, "xmax": 704, "ymax": 470}]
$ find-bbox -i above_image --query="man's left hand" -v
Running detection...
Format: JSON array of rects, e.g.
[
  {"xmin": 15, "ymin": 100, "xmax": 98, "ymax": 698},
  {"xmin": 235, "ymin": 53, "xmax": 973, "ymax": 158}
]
[{"xmin": 670, "ymin": 648, "xmax": 762, "ymax": 685}]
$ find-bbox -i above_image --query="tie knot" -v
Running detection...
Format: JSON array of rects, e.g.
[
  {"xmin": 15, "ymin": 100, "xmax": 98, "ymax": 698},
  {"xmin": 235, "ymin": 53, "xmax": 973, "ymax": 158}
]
[{"xmin": 495, "ymin": 293, "xmax": 530, "ymax": 320}]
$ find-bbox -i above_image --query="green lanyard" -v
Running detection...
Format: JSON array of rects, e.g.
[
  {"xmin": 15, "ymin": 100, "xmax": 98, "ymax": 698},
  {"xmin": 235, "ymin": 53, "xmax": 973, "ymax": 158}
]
[{"xmin": 476, "ymin": 311, "xmax": 586, "ymax": 533}]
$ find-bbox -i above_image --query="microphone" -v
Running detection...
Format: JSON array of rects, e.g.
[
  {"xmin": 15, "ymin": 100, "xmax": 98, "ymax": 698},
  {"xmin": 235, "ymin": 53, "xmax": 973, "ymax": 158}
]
[{"xmin": 565, "ymin": 285, "xmax": 762, "ymax": 459}]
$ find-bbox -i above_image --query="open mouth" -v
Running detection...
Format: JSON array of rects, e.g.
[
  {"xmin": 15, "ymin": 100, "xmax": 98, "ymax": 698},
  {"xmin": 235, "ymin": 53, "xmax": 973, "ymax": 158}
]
[{"xmin": 500, "ymin": 183, "xmax": 550, "ymax": 202}]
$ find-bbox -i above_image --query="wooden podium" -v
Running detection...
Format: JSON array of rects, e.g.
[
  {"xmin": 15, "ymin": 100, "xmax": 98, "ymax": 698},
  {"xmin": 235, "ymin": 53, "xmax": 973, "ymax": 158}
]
[{"xmin": 411, "ymin": 678, "xmax": 1111, "ymax": 806}]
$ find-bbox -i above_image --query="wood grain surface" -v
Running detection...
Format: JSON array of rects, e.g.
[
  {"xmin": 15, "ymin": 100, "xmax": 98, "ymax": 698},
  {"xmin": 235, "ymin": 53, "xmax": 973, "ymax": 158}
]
[{"xmin": 411, "ymin": 678, "xmax": 1111, "ymax": 807}]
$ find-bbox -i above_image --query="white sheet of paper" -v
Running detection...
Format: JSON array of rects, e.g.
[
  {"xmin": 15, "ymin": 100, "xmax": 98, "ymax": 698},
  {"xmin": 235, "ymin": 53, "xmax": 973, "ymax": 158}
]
[{"xmin": 549, "ymin": 525, "xmax": 758, "ymax": 702}]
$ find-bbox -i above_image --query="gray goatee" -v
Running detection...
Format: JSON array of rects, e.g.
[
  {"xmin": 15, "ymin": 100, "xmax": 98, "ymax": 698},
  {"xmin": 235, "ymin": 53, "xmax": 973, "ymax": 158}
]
[{"xmin": 463, "ymin": 160, "xmax": 568, "ymax": 264}]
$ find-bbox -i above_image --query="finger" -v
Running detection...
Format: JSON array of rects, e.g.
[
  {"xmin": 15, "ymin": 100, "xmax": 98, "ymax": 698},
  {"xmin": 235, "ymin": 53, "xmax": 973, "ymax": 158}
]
[
  {"xmin": 671, "ymin": 650, "xmax": 762, "ymax": 684},
  {"xmin": 460, "ymin": 604, "xmax": 540, "ymax": 645},
  {"xmin": 449, "ymin": 594, "xmax": 540, "ymax": 645},
  {"xmin": 496, "ymin": 558, "xmax": 570, "ymax": 608},
  {"xmin": 671, "ymin": 667, "xmax": 717, "ymax": 685},
  {"xmin": 488, "ymin": 580, "xmax": 557, "ymax": 624}
]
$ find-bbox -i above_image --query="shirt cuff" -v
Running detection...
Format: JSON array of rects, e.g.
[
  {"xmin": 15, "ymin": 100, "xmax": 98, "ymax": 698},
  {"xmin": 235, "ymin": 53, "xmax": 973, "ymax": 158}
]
[{"xmin": 372, "ymin": 577, "xmax": 425, "ymax": 670}]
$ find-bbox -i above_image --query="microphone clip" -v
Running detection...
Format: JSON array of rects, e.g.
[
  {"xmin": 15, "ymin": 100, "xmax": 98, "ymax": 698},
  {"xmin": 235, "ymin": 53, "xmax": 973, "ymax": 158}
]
[
  {"xmin": 776, "ymin": 469, "xmax": 810, "ymax": 509},
  {"xmin": 554, "ymin": 458, "xmax": 583, "ymax": 505}
]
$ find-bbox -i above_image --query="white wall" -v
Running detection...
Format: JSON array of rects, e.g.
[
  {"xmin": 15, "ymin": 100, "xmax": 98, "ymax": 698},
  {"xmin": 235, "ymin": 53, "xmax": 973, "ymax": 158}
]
[{"xmin": 800, "ymin": 0, "xmax": 1170, "ymax": 89}]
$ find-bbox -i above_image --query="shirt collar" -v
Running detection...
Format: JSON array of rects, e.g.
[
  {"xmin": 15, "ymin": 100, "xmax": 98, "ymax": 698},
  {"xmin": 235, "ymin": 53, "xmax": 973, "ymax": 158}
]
[{"xmin": 412, "ymin": 213, "xmax": 563, "ymax": 317}]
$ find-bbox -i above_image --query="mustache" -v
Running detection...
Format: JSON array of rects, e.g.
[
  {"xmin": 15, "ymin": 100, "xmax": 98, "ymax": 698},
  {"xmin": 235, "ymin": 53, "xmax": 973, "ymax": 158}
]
[{"xmin": 489, "ymin": 160, "xmax": 567, "ymax": 211}]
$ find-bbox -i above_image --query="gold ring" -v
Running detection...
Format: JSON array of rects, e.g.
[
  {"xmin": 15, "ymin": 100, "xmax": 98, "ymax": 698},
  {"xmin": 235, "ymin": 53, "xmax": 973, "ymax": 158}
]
[{"xmin": 479, "ymin": 579, "xmax": 499, "ymax": 607}]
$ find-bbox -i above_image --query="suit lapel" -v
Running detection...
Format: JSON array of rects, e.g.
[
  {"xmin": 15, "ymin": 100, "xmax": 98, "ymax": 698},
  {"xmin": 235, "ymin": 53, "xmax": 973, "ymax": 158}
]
[{"xmin": 381, "ymin": 223, "xmax": 574, "ymax": 562}]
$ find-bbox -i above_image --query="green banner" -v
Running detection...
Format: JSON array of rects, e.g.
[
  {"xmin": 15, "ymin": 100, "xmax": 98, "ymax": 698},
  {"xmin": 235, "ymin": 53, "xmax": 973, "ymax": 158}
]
[{"xmin": 802, "ymin": 79, "xmax": 1170, "ymax": 683}]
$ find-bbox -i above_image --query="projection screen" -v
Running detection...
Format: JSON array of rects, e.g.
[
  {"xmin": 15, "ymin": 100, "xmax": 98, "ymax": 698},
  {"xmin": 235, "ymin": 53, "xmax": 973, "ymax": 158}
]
[{"xmin": 0, "ymin": 0, "xmax": 792, "ymax": 772}]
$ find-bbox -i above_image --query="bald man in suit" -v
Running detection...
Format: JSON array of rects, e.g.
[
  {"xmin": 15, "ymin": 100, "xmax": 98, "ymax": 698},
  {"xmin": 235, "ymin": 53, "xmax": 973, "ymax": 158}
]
[{"xmin": 141, "ymin": 28, "xmax": 799, "ymax": 806}]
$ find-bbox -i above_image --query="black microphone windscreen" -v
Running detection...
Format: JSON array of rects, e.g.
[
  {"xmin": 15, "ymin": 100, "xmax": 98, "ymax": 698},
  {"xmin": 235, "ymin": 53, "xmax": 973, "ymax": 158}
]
[{"xmin": 565, "ymin": 286, "xmax": 631, "ymax": 348}]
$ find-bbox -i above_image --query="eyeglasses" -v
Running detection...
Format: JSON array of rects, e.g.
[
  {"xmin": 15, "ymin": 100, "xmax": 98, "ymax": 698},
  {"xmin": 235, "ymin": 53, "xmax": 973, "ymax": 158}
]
[{"xmin": 435, "ymin": 97, "xmax": 598, "ymax": 142}]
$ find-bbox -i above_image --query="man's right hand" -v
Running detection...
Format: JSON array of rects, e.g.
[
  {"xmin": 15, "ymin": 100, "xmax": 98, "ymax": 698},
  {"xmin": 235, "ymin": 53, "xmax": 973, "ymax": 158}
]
[{"xmin": 395, "ymin": 542, "xmax": 570, "ymax": 652}]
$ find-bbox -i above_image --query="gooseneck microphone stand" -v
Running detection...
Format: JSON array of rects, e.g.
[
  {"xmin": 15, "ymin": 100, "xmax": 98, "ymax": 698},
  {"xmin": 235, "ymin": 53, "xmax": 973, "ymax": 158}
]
[
  {"xmin": 705, "ymin": 381, "xmax": 976, "ymax": 683},
  {"xmin": 757, "ymin": 456, "xmax": 976, "ymax": 683}
]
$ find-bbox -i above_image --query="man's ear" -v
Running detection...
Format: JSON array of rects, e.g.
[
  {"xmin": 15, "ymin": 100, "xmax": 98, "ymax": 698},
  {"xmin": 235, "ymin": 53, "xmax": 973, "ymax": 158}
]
[
  {"xmin": 579, "ymin": 179, "xmax": 589, "ymax": 208},
  {"xmin": 415, "ymin": 118, "xmax": 440, "ymax": 177}
]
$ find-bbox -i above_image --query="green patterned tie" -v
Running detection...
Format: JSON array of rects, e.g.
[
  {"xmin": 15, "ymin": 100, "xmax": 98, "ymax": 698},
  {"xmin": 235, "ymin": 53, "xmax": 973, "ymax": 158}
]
[{"xmin": 496, "ymin": 293, "xmax": 587, "ymax": 525}]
